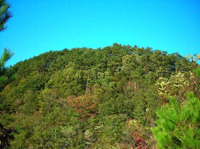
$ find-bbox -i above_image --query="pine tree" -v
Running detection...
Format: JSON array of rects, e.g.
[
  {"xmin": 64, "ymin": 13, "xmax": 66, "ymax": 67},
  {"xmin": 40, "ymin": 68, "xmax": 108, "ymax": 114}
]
[
  {"xmin": 0, "ymin": 0, "xmax": 12, "ymax": 70},
  {"xmin": 0, "ymin": 48, "xmax": 13, "ymax": 69},
  {"xmin": 152, "ymin": 92, "xmax": 200, "ymax": 149},
  {"xmin": 0, "ymin": 0, "xmax": 11, "ymax": 31}
]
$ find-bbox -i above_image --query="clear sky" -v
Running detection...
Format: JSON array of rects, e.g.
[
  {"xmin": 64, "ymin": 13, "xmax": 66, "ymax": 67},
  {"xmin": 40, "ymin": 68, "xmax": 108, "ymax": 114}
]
[{"xmin": 0, "ymin": 0, "xmax": 200, "ymax": 66}]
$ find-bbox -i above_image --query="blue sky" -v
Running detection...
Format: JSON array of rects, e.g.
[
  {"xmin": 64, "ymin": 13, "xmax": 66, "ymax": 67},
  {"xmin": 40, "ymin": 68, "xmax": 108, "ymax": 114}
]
[{"xmin": 0, "ymin": 0, "xmax": 200, "ymax": 66}]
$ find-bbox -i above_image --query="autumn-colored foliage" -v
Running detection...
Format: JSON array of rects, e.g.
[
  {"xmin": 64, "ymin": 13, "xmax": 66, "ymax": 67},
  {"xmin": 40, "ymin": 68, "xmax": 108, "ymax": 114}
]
[
  {"xmin": 131, "ymin": 130, "xmax": 148, "ymax": 149},
  {"xmin": 67, "ymin": 94, "xmax": 99, "ymax": 119}
]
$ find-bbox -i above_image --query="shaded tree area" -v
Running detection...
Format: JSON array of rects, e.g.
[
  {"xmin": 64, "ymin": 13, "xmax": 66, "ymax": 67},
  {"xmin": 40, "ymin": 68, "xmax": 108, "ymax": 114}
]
[{"xmin": 0, "ymin": 43, "xmax": 199, "ymax": 148}]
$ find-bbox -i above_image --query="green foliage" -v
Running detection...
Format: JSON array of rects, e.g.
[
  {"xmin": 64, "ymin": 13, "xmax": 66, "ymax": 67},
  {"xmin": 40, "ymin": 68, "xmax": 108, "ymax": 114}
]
[
  {"xmin": 193, "ymin": 66, "xmax": 200, "ymax": 78},
  {"xmin": 156, "ymin": 70, "xmax": 200, "ymax": 103},
  {"xmin": 0, "ymin": 49, "xmax": 14, "ymax": 91},
  {"xmin": 0, "ymin": 44, "xmax": 199, "ymax": 148},
  {"xmin": 0, "ymin": 0, "xmax": 11, "ymax": 31},
  {"xmin": 152, "ymin": 92, "xmax": 200, "ymax": 149},
  {"xmin": 47, "ymin": 62, "xmax": 86, "ymax": 97},
  {"xmin": 0, "ymin": 49, "xmax": 13, "ymax": 68}
]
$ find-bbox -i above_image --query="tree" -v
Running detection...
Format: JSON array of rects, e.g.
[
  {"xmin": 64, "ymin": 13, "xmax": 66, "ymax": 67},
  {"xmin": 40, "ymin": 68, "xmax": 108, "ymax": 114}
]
[
  {"xmin": 0, "ymin": 0, "xmax": 11, "ymax": 31},
  {"xmin": 0, "ymin": 49, "xmax": 14, "ymax": 90},
  {"xmin": 0, "ymin": 44, "xmax": 197, "ymax": 148},
  {"xmin": 0, "ymin": 2, "xmax": 12, "ymax": 148},
  {"xmin": 152, "ymin": 92, "xmax": 200, "ymax": 149},
  {"xmin": 0, "ymin": 48, "xmax": 13, "ymax": 69},
  {"xmin": 0, "ymin": 0, "xmax": 12, "ymax": 69},
  {"xmin": 47, "ymin": 62, "xmax": 85, "ymax": 97}
]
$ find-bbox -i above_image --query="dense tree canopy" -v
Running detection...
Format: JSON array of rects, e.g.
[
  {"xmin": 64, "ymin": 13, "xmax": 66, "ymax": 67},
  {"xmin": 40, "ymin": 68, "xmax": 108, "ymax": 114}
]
[{"xmin": 0, "ymin": 44, "xmax": 199, "ymax": 148}]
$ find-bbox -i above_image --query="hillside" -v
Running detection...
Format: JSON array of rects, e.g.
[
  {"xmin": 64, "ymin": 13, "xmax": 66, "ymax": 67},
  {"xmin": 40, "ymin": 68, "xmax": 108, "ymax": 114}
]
[{"xmin": 0, "ymin": 43, "xmax": 200, "ymax": 148}]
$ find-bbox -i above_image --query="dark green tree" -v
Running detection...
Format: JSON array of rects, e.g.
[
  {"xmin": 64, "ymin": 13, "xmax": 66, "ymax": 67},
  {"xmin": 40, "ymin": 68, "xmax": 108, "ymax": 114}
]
[
  {"xmin": 0, "ymin": 0, "xmax": 13, "ymax": 86},
  {"xmin": 0, "ymin": 0, "xmax": 11, "ymax": 31}
]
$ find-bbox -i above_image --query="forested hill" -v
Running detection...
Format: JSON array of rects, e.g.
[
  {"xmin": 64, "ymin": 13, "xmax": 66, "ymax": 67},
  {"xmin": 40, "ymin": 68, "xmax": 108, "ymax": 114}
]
[{"xmin": 1, "ymin": 43, "xmax": 200, "ymax": 148}]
